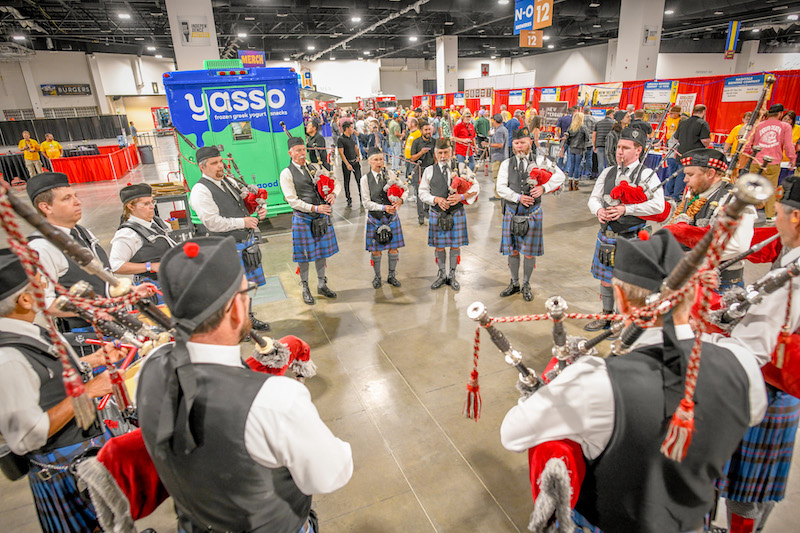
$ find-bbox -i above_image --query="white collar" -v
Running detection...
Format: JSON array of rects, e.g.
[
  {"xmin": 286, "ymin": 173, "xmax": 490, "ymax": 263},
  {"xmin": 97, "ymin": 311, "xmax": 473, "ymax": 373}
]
[
  {"xmin": 632, "ymin": 324, "xmax": 695, "ymax": 349},
  {"xmin": 201, "ymin": 173, "xmax": 226, "ymax": 188},
  {"xmin": 291, "ymin": 161, "xmax": 305, "ymax": 170},
  {"xmin": 0, "ymin": 317, "xmax": 43, "ymax": 341},
  {"xmin": 781, "ymin": 245, "xmax": 800, "ymax": 267},
  {"xmin": 128, "ymin": 215, "xmax": 154, "ymax": 227},
  {"xmin": 185, "ymin": 341, "xmax": 243, "ymax": 367}
]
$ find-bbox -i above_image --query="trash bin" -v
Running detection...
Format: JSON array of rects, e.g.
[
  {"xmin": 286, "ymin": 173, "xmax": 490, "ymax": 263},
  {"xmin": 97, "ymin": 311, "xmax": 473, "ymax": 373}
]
[{"xmin": 139, "ymin": 145, "xmax": 155, "ymax": 164}]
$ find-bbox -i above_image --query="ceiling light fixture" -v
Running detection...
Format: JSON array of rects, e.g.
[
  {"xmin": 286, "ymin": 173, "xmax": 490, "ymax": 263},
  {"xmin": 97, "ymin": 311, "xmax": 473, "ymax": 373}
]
[
  {"xmin": 118, "ymin": 13, "xmax": 131, "ymax": 19},
  {"xmin": 543, "ymin": 35, "xmax": 550, "ymax": 40},
  {"xmin": 773, "ymin": 5, "xmax": 789, "ymax": 11},
  {"xmin": 490, "ymin": 55, "xmax": 496, "ymax": 59},
  {"xmin": 752, "ymin": 28, "xmax": 761, "ymax": 33},
  {"xmin": 307, "ymin": 44, "xmax": 315, "ymax": 50},
  {"xmin": 714, "ymin": 11, "xmax": 724, "ymax": 15},
  {"xmin": 498, "ymin": 0, "xmax": 510, "ymax": 5},
  {"xmin": 363, "ymin": 50, "xmax": 370, "ymax": 55},
  {"xmin": 351, "ymin": 16, "xmax": 361, "ymax": 22},
  {"xmin": 283, "ymin": 57, "xmax": 290, "ymax": 61},
  {"xmin": 589, "ymin": 2, "xmax": 600, "ymax": 7},
  {"xmin": 276, "ymin": 13, "xmax": 288, "ymax": 17},
  {"xmin": 789, "ymin": 14, "xmax": 799, "ymax": 20},
  {"xmin": 444, "ymin": 20, "xmax": 454, "ymax": 25},
  {"xmin": 238, "ymin": 33, "xmax": 247, "ymax": 38},
  {"xmin": 547, "ymin": 44, "xmax": 554, "ymax": 49},
  {"xmin": 135, "ymin": 37, "xmax": 144, "ymax": 40},
  {"xmin": 12, "ymin": 35, "xmax": 24, "ymax": 40},
  {"xmin": 664, "ymin": 9, "xmax": 674, "ymax": 15},
  {"xmin": 593, "ymin": 23, "xmax": 602, "ymax": 28},
  {"xmin": 147, "ymin": 46, "xmax": 157, "ymax": 51},
  {"xmin": 155, "ymin": 55, "xmax": 163, "ymax": 58},
  {"xmin": 330, "ymin": 56, "xmax": 336, "ymax": 60},
  {"xmin": 409, "ymin": 36, "xmax": 418, "ymax": 41},
  {"xmin": 245, "ymin": 17, "xmax": 255, "ymax": 21}
]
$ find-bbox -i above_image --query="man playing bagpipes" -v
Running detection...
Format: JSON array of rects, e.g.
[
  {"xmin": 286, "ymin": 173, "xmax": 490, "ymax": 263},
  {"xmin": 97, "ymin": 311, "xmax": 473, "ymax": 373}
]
[
  {"xmin": 26, "ymin": 172, "xmax": 117, "ymax": 346},
  {"xmin": 500, "ymin": 230, "xmax": 767, "ymax": 533},
  {"xmin": 0, "ymin": 251, "xmax": 126, "ymax": 533},
  {"xmin": 419, "ymin": 138, "xmax": 480, "ymax": 291},
  {"xmin": 279, "ymin": 136, "xmax": 342, "ymax": 305},
  {"xmin": 188, "ymin": 145, "xmax": 271, "ymax": 331},
  {"xmin": 664, "ymin": 148, "xmax": 756, "ymax": 291},
  {"xmin": 359, "ymin": 147, "xmax": 408, "ymax": 289},
  {"xmin": 585, "ymin": 127, "xmax": 668, "ymax": 331},
  {"xmin": 496, "ymin": 127, "xmax": 565, "ymax": 301},
  {"xmin": 137, "ymin": 237, "xmax": 353, "ymax": 533},
  {"xmin": 708, "ymin": 175, "xmax": 800, "ymax": 533}
]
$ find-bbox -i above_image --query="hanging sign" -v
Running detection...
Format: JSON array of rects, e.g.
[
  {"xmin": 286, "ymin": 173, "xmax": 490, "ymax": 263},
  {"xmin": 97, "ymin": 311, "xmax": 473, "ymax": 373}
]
[
  {"xmin": 532, "ymin": 0, "xmax": 553, "ymax": 31},
  {"xmin": 514, "ymin": 0, "xmax": 535, "ymax": 35},
  {"xmin": 642, "ymin": 80, "xmax": 678, "ymax": 104},
  {"xmin": 509, "ymin": 90, "xmax": 525, "ymax": 106},
  {"xmin": 238, "ymin": 50, "xmax": 266, "ymax": 67},
  {"xmin": 578, "ymin": 82, "xmax": 622, "ymax": 107},
  {"xmin": 40, "ymin": 84, "xmax": 92, "ymax": 96},
  {"xmin": 722, "ymin": 74, "xmax": 766, "ymax": 102},
  {"xmin": 725, "ymin": 21, "xmax": 740, "ymax": 60},
  {"xmin": 454, "ymin": 92, "xmax": 465, "ymax": 106},
  {"xmin": 519, "ymin": 30, "xmax": 544, "ymax": 48},
  {"xmin": 540, "ymin": 87, "xmax": 560, "ymax": 102},
  {"xmin": 435, "ymin": 94, "xmax": 445, "ymax": 107}
]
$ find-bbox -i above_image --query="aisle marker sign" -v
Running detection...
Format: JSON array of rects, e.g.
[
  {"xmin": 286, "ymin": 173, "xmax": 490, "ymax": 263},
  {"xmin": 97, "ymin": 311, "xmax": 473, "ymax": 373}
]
[
  {"xmin": 520, "ymin": 30, "xmax": 544, "ymax": 48},
  {"xmin": 514, "ymin": 0, "xmax": 534, "ymax": 35},
  {"xmin": 533, "ymin": 0, "xmax": 553, "ymax": 31},
  {"xmin": 725, "ymin": 21, "xmax": 740, "ymax": 60}
]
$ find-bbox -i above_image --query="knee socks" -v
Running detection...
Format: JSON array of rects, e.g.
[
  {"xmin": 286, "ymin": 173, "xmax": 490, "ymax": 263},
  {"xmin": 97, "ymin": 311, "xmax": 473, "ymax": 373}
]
[
  {"xmin": 508, "ymin": 254, "xmax": 520, "ymax": 283},
  {"xmin": 449, "ymin": 248, "xmax": 459, "ymax": 271},
  {"xmin": 315, "ymin": 258, "xmax": 326, "ymax": 287},
  {"xmin": 388, "ymin": 253, "xmax": 399, "ymax": 276},
  {"xmin": 372, "ymin": 254, "xmax": 382, "ymax": 277},
  {"xmin": 600, "ymin": 284, "xmax": 614, "ymax": 311},
  {"xmin": 299, "ymin": 262, "xmax": 310, "ymax": 283},
  {"xmin": 522, "ymin": 257, "xmax": 535, "ymax": 284},
  {"xmin": 435, "ymin": 249, "xmax": 446, "ymax": 273}
]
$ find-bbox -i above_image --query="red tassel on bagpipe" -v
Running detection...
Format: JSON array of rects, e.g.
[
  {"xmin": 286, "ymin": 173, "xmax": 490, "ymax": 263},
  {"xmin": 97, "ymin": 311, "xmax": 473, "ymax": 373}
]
[
  {"xmin": 464, "ymin": 327, "xmax": 482, "ymax": 420},
  {"xmin": 660, "ymin": 398, "xmax": 695, "ymax": 461}
]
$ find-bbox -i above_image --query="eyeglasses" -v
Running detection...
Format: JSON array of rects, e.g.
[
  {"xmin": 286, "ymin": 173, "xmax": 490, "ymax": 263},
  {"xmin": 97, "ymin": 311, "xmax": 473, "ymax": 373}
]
[{"xmin": 225, "ymin": 281, "xmax": 258, "ymax": 312}]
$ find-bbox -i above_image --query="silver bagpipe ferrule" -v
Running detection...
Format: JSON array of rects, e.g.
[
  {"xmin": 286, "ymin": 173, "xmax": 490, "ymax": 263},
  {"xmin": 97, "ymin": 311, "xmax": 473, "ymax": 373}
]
[
  {"xmin": 721, "ymin": 256, "xmax": 800, "ymax": 324},
  {"xmin": 546, "ymin": 296, "xmax": 569, "ymax": 368},
  {"xmin": 611, "ymin": 173, "xmax": 773, "ymax": 356},
  {"xmin": 467, "ymin": 302, "xmax": 541, "ymax": 392}
]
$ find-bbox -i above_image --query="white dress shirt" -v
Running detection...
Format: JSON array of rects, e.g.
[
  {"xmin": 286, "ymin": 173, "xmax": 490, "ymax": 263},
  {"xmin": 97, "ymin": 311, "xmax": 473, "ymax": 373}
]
[
  {"xmin": 496, "ymin": 154, "xmax": 566, "ymax": 203},
  {"xmin": 708, "ymin": 245, "xmax": 800, "ymax": 367},
  {"xmin": 279, "ymin": 162, "xmax": 342, "ymax": 214},
  {"xmin": 359, "ymin": 169, "xmax": 409, "ymax": 213},
  {"xmin": 109, "ymin": 215, "xmax": 177, "ymax": 272},
  {"xmin": 587, "ymin": 161, "xmax": 665, "ymax": 218},
  {"xmin": 189, "ymin": 174, "xmax": 247, "ymax": 233},
  {"xmin": 27, "ymin": 224, "xmax": 106, "ymax": 306},
  {"xmin": 500, "ymin": 324, "xmax": 767, "ymax": 460},
  {"xmin": 0, "ymin": 317, "xmax": 84, "ymax": 454},
  {"xmin": 140, "ymin": 341, "xmax": 353, "ymax": 495},
  {"xmin": 418, "ymin": 162, "xmax": 480, "ymax": 206}
]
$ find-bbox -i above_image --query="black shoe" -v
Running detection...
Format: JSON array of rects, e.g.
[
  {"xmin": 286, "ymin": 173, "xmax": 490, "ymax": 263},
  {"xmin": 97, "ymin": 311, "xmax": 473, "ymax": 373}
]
[
  {"xmin": 431, "ymin": 271, "xmax": 447, "ymax": 290},
  {"xmin": 372, "ymin": 275, "xmax": 382, "ymax": 289},
  {"xmin": 448, "ymin": 269, "xmax": 460, "ymax": 291},
  {"xmin": 521, "ymin": 282, "xmax": 533, "ymax": 302},
  {"xmin": 346, "ymin": 200, "xmax": 352, "ymax": 208},
  {"xmin": 249, "ymin": 313, "xmax": 270, "ymax": 331},
  {"xmin": 584, "ymin": 310, "xmax": 613, "ymax": 331},
  {"xmin": 499, "ymin": 281, "xmax": 520, "ymax": 297},
  {"xmin": 386, "ymin": 274, "xmax": 401, "ymax": 287},
  {"xmin": 418, "ymin": 216, "xmax": 425, "ymax": 225},
  {"xmin": 317, "ymin": 278, "xmax": 337, "ymax": 298},
  {"xmin": 301, "ymin": 282, "xmax": 315, "ymax": 305}
]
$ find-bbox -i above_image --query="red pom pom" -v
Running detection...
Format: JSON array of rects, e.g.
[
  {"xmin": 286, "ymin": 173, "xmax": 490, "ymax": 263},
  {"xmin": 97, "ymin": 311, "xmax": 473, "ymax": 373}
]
[
  {"xmin": 183, "ymin": 242, "xmax": 200, "ymax": 258},
  {"xmin": 126, "ymin": 182, "xmax": 132, "ymax": 186},
  {"xmin": 638, "ymin": 230, "xmax": 650, "ymax": 241}
]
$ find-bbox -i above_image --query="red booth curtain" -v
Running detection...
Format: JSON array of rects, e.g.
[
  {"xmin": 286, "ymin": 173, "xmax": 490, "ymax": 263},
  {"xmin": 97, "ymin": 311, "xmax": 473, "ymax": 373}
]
[{"xmin": 51, "ymin": 145, "xmax": 140, "ymax": 184}]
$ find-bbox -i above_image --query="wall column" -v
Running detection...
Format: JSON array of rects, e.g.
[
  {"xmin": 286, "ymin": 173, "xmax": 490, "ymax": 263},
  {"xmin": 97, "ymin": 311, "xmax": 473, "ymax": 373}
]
[
  {"xmin": 610, "ymin": 0, "xmax": 664, "ymax": 81},
  {"xmin": 18, "ymin": 61, "xmax": 44, "ymax": 118},
  {"xmin": 165, "ymin": 0, "xmax": 220, "ymax": 70},
  {"xmin": 86, "ymin": 54, "xmax": 111, "ymax": 114},
  {"xmin": 436, "ymin": 35, "xmax": 458, "ymax": 94}
]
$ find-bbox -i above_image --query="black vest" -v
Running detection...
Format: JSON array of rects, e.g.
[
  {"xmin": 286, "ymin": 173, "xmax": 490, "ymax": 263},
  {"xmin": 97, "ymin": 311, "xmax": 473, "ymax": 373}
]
[
  {"xmin": 197, "ymin": 177, "xmax": 250, "ymax": 242},
  {"xmin": 690, "ymin": 182, "xmax": 731, "ymax": 227},
  {"xmin": 137, "ymin": 348, "xmax": 311, "ymax": 533},
  {"xmin": 505, "ymin": 156, "xmax": 541, "ymax": 212},
  {"xmin": 602, "ymin": 166, "xmax": 647, "ymax": 234},
  {"xmin": 367, "ymin": 170, "xmax": 391, "ymax": 218},
  {"xmin": 574, "ymin": 337, "xmax": 751, "ymax": 533},
  {"xmin": 429, "ymin": 164, "xmax": 464, "ymax": 213},
  {"xmin": 288, "ymin": 164, "xmax": 324, "ymax": 209},
  {"xmin": 0, "ymin": 331, "xmax": 102, "ymax": 452},
  {"xmin": 118, "ymin": 217, "xmax": 175, "ymax": 281}
]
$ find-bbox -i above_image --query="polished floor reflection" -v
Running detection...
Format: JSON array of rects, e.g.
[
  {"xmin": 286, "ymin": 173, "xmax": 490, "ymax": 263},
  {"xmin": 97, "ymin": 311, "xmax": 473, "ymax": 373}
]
[{"xmin": 0, "ymin": 137, "xmax": 796, "ymax": 532}]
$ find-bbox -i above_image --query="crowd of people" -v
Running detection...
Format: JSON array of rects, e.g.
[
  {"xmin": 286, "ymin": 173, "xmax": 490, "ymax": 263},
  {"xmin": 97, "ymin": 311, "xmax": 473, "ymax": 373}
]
[{"xmin": 2, "ymin": 93, "xmax": 800, "ymax": 533}]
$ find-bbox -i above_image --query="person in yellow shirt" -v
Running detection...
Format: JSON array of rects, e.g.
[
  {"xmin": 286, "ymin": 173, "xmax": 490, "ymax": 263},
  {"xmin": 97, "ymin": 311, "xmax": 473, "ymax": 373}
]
[
  {"xmin": 500, "ymin": 104, "xmax": 511, "ymax": 123},
  {"xmin": 18, "ymin": 131, "xmax": 43, "ymax": 177},
  {"xmin": 403, "ymin": 117, "xmax": 421, "ymax": 181},
  {"xmin": 781, "ymin": 110, "xmax": 800, "ymax": 164},
  {"xmin": 525, "ymin": 101, "xmax": 538, "ymax": 124},
  {"xmin": 723, "ymin": 111, "xmax": 752, "ymax": 156},
  {"xmin": 662, "ymin": 105, "xmax": 682, "ymax": 142},
  {"xmin": 40, "ymin": 133, "xmax": 63, "ymax": 160}
]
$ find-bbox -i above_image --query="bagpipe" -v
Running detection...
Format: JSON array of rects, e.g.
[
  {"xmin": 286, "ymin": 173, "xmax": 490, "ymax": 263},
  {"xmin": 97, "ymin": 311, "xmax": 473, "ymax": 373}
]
[
  {"xmin": 279, "ymin": 121, "xmax": 337, "ymax": 201},
  {"xmin": 463, "ymin": 173, "xmax": 772, "ymax": 532},
  {"xmin": 447, "ymin": 158, "xmax": 479, "ymax": 205}
]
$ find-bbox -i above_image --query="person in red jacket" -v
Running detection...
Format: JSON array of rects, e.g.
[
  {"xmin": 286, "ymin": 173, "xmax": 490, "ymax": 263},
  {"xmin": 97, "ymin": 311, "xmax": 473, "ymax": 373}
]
[{"xmin": 453, "ymin": 108, "xmax": 477, "ymax": 171}]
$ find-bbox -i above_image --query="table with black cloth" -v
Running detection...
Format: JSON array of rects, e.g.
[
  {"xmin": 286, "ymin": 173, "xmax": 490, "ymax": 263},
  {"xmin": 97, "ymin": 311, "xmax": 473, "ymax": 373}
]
[
  {"xmin": 63, "ymin": 145, "xmax": 100, "ymax": 157},
  {"xmin": 0, "ymin": 153, "xmax": 52, "ymax": 183}
]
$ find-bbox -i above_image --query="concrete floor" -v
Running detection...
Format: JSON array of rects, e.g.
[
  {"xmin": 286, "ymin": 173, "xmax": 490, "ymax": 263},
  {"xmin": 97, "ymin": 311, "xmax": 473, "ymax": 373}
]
[{"xmin": 0, "ymin": 136, "xmax": 797, "ymax": 532}]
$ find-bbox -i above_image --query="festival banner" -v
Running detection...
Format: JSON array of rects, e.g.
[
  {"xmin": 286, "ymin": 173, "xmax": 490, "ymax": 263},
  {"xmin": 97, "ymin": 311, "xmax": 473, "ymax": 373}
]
[
  {"xmin": 509, "ymin": 90, "xmax": 525, "ymax": 106},
  {"xmin": 725, "ymin": 21, "xmax": 740, "ymax": 60},
  {"xmin": 643, "ymin": 103, "xmax": 668, "ymax": 123},
  {"xmin": 540, "ymin": 87, "xmax": 560, "ymax": 102},
  {"xmin": 642, "ymin": 80, "xmax": 678, "ymax": 104},
  {"xmin": 540, "ymin": 101, "xmax": 569, "ymax": 128},
  {"xmin": 722, "ymin": 74, "xmax": 766, "ymax": 102},
  {"xmin": 675, "ymin": 93, "xmax": 697, "ymax": 114},
  {"xmin": 578, "ymin": 82, "xmax": 622, "ymax": 107}
]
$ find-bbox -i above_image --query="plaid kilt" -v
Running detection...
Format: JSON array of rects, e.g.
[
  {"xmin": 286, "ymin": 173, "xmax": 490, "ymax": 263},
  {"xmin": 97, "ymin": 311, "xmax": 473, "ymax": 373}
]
[
  {"xmin": 235, "ymin": 235, "xmax": 266, "ymax": 286},
  {"xmin": 428, "ymin": 208, "xmax": 469, "ymax": 248},
  {"xmin": 717, "ymin": 387, "xmax": 800, "ymax": 502},
  {"xmin": 365, "ymin": 212, "xmax": 405, "ymax": 252},
  {"xmin": 590, "ymin": 231, "xmax": 615, "ymax": 284},
  {"xmin": 27, "ymin": 432, "xmax": 110, "ymax": 533},
  {"xmin": 291, "ymin": 211, "xmax": 339, "ymax": 263},
  {"xmin": 499, "ymin": 204, "xmax": 544, "ymax": 257}
]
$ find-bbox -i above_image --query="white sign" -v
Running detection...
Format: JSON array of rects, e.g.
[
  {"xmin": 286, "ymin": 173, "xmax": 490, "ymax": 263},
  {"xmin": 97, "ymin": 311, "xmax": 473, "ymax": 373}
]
[
  {"xmin": 722, "ymin": 74, "xmax": 765, "ymax": 102},
  {"xmin": 509, "ymin": 90, "xmax": 525, "ymax": 106},
  {"xmin": 675, "ymin": 93, "xmax": 697, "ymax": 114},
  {"xmin": 454, "ymin": 92, "xmax": 465, "ymax": 106},
  {"xmin": 177, "ymin": 16, "xmax": 211, "ymax": 47},
  {"xmin": 642, "ymin": 81, "xmax": 677, "ymax": 104},
  {"xmin": 540, "ymin": 87, "xmax": 560, "ymax": 102}
]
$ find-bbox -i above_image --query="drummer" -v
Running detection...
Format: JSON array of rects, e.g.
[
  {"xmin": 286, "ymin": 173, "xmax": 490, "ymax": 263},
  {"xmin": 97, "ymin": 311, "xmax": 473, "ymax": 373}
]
[{"xmin": 109, "ymin": 183, "xmax": 177, "ymax": 299}]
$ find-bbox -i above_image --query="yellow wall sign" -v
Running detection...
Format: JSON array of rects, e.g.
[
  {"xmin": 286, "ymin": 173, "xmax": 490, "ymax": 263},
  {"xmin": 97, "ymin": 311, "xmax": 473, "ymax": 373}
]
[{"xmin": 520, "ymin": 30, "xmax": 544, "ymax": 48}]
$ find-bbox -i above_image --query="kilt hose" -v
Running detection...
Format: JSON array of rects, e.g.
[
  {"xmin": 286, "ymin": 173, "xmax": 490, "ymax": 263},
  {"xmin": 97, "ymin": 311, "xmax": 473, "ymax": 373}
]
[
  {"xmin": 291, "ymin": 211, "xmax": 339, "ymax": 263},
  {"xmin": 365, "ymin": 212, "xmax": 405, "ymax": 252},
  {"xmin": 428, "ymin": 208, "xmax": 469, "ymax": 248},
  {"xmin": 499, "ymin": 204, "xmax": 544, "ymax": 257},
  {"xmin": 717, "ymin": 386, "xmax": 800, "ymax": 503}
]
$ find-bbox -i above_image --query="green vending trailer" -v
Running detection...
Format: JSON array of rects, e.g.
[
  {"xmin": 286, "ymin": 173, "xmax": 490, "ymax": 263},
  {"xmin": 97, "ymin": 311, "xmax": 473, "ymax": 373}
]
[{"xmin": 163, "ymin": 59, "xmax": 304, "ymax": 223}]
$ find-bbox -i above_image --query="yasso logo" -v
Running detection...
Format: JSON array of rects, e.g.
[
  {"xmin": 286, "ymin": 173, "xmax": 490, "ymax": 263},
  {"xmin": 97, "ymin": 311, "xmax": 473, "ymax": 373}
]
[{"xmin": 185, "ymin": 89, "xmax": 286, "ymax": 121}]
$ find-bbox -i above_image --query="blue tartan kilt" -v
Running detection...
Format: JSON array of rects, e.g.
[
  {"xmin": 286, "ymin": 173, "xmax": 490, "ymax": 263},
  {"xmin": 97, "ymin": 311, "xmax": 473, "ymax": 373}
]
[
  {"xmin": 428, "ymin": 208, "xmax": 469, "ymax": 248},
  {"xmin": 291, "ymin": 211, "xmax": 339, "ymax": 263},
  {"xmin": 235, "ymin": 236, "xmax": 266, "ymax": 286},
  {"xmin": 590, "ymin": 231, "xmax": 615, "ymax": 284},
  {"xmin": 717, "ymin": 387, "xmax": 800, "ymax": 502},
  {"xmin": 500, "ymin": 204, "xmax": 544, "ymax": 257},
  {"xmin": 27, "ymin": 432, "xmax": 110, "ymax": 533},
  {"xmin": 365, "ymin": 212, "xmax": 405, "ymax": 251}
]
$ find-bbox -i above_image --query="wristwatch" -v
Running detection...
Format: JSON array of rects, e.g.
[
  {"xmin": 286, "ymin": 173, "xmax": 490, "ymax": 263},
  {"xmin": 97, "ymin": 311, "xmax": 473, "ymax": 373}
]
[{"xmin": 145, "ymin": 261, "xmax": 152, "ymax": 273}]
